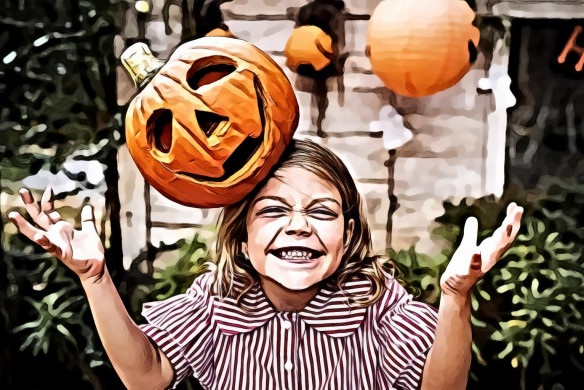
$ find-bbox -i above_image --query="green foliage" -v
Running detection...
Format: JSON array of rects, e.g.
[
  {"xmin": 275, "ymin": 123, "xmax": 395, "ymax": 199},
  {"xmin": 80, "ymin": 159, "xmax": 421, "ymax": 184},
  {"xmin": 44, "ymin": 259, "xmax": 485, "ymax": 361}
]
[
  {"xmin": 389, "ymin": 247, "xmax": 447, "ymax": 307},
  {"xmin": 13, "ymin": 261, "xmax": 84, "ymax": 356},
  {"xmin": 0, "ymin": 0, "xmax": 128, "ymax": 178},
  {"xmin": 431, "ymin": 176, "xmax": 584, "ymax": 388},
  {"xmin": 1, "ymin": 1, "xmax": 130, "ymax": 389},
  {"xmin": 1, "ymin": 233, "xmax": 108, "ymax": 387},
  {"xmin": 147, "ymin": 235, "xmax": 212, "ymax": 301},
  {"xmin": 128, "ymin": 235, "xmax": 212, "ymax": 390},
  {"xmin": 126, "ymin": 234, "xmax": 213, "ymax": 327}
]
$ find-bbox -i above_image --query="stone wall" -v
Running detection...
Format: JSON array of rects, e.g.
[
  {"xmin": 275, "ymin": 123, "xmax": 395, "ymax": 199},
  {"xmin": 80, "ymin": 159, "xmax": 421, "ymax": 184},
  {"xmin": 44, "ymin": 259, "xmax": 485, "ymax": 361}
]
[{"xmin": 117, "ymin": 0, "xmax": 511, "ymax": 264}]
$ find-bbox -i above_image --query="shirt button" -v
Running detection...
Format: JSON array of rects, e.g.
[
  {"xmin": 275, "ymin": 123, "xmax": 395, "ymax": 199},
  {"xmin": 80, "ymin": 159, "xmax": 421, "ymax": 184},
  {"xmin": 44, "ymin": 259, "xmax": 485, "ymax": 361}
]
[
  {"xmin": 282, "ymin": 320, "xmax": 292, "ymax": 329},
  {"xmin": 284, "ymin": 361, "xmax": 293, "ymax": 371}
]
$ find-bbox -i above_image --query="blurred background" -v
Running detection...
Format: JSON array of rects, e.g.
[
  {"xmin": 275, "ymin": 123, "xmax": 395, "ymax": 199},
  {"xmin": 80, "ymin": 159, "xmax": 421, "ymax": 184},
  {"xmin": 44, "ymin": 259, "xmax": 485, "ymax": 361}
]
[{"xmin": 1, "ymin": 0, "xmax": 583, "ymax": 389}]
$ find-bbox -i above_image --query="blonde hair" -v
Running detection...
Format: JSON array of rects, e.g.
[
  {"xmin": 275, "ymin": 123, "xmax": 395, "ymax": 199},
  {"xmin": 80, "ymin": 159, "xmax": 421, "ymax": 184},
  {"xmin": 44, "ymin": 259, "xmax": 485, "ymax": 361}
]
[{"xmin": 211, "ymin": 139, "xmax": 395, "ymax": 307}]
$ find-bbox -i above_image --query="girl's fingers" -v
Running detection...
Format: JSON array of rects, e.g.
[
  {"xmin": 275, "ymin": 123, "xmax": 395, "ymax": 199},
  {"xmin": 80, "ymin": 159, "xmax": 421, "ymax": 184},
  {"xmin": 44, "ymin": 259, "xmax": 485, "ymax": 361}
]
[
  {"xmin": 470, "ymin": 253, "xmax": 482, "ymax": 272},
  {"xmin": 460, "ymin": 217, "xmax": 479, "ymax": 249},
  {"xmin": 52, "ymin": 228, "xmax": 73, "ymax": 261},
  {"xmin": 17, "ymin": 211, "xmax": 73, "ymax": 261},
  {"xmin": 8, "ymin": 212, "xmax": 61, "ymax": 255},
  {"xmin": 480, "ymin": 204, "xmax": 523, "ymax": 265},
  {"xmin": 40, "ymin": 186, "xmax": 54, "ymax": 214},
  {"xmin": 454, "ymin": 254, "xmax": 483, "ymax": 279},
  {"xmin": 19, "ymin": 188, "xmax": 41, "ymax": 217},
  {"xmin": 511, "ymin": 206, "xmax": 523, "ymax": 234},
  {"xmin": 506, "ymin": 202, "xmax": 517, "ymax": 215},
  {"xmin": 48, "ymin": 211, "xmax": 62, "ymax": 223},
  {"xmin": 8, "ymin": 211, "xmax": 43, "ymax": 242},
  {"xmin": 19, "ymin": 188, "xmax": 52, "ymax": 229},
  {"xmin": 81, "ymin": 205, "xmax": 98, "ymax": 235},
  {"xmin": 497, "ymin": 205, "xmax": 524, "ymax": 246},
  {"xmin": 19, "ymin": 188, "xmax": 36, "ymax": 205}
]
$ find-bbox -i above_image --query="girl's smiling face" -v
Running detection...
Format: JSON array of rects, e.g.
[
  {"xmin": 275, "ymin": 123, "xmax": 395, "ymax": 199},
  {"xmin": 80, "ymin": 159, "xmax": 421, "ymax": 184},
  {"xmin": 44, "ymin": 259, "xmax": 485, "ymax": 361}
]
[{"xmin": 243, "ymin": 167, "xmax": 354, "ymax": 291}]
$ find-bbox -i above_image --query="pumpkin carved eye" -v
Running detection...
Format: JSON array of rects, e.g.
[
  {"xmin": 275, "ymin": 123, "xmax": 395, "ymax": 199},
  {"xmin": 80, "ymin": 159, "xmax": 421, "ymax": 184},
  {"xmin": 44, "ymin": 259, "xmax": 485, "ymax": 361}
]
[
  {"xmin": 148, "ymin": 109, "xmax": 173, "ymax": 154},
  {"xmin": 187, "ymin": 59, "xmax": 236, "ymax": 90}
]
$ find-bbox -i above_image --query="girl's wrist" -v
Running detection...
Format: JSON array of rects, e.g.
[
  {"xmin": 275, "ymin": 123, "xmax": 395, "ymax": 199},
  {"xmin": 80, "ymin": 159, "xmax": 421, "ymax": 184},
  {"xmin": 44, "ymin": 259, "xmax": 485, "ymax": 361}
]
[
  {"xmin": 80, "ymin": 265, "xmax": 110, "ymax": 288},
  {"xmin": 440, "ymin": 291, "xmax": 472, "ymax": 312}
]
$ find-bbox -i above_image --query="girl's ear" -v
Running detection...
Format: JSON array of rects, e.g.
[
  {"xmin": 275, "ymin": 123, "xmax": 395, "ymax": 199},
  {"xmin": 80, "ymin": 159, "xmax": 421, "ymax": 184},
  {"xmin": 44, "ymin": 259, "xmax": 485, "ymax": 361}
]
[
  {"xmin": 344, "ymin": 219, "xmax": 355, "ymax": 253},
  {"xmin": 241, "ymin": 242, "xmax": 249, "ymax": 258}
]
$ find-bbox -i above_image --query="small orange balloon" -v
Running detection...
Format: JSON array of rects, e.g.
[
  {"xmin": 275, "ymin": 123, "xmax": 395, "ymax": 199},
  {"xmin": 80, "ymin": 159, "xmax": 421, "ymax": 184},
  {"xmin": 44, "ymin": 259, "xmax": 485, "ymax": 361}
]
[
  {"xmin": 285, "ymin": 25, "xmax": 334, "ymax": 72},
  {"xmin": 366, "ymin": 0, "xmax": 479, "ymax": 97},
  {"xmin": 206, "ymin": 28, "xmax": 236, "ymax": 38}
]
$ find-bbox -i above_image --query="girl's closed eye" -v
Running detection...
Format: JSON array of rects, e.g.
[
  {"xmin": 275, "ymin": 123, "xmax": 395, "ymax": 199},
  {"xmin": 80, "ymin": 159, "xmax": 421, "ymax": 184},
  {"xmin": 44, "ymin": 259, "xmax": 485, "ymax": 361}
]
[
  {"xmin": 306, "ymin": 207, "xmax": 338, "ymax": 220},
  {"xmin": 256, "ymin": 206, "xmax": 290, "ymax": 217}
]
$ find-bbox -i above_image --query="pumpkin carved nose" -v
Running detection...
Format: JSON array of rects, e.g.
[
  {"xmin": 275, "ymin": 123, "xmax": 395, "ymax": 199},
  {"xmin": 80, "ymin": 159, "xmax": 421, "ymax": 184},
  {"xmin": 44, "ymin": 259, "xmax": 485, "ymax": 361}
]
[{"xmin": 195, "ymin": 110, "xmax": 228, "ymax": 137}]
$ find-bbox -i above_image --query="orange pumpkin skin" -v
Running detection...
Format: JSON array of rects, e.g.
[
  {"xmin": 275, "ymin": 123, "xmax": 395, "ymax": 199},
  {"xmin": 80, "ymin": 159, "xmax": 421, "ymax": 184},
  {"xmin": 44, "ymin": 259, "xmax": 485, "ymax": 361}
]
[
  {"xmin": 125, "ymin": 37, "xmax": 299, "ymax": 208},
  {"xmin": 366, "ymin": 0, "xmax": 479, "ymax": 97}
]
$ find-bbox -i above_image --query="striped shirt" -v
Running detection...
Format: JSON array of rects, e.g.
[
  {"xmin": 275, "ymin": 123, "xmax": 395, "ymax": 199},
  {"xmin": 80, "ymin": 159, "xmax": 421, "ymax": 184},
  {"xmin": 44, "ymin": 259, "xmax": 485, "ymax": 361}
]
[{"xmin": 140, "ymin": 272, "xmax": 438, "ymax": 390}]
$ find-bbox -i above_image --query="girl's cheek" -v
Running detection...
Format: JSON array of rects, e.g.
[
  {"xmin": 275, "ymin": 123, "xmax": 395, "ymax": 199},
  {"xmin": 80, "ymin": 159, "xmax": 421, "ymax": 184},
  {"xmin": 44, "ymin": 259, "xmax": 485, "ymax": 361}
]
[
  {"xmin": 249, "ymin": 219, "xmax": 285, "ymax": 241},
  {"xmin": 312, "ymin": 220, "xmax": 344, "ymax": 237}
]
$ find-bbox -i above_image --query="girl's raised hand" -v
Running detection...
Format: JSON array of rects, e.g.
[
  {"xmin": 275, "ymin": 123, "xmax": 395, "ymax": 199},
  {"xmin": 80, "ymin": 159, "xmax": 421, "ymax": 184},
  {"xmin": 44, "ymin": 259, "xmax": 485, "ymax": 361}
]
[
  {"xmin": 440, "ymin": 202, "xmax": 524, "ymax": 297},
  {"xmin": 8, "ymin": 187, "xmax": 106, "ymax": 282}
]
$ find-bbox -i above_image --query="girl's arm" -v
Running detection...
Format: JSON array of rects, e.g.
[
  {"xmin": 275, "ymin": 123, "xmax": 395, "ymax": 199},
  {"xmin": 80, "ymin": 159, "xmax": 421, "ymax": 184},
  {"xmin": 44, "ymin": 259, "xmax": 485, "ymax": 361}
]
[
  {"xmin": 82, "ymin": 268, "xmax": 174, "ymax": 389},
  {"xmin": 421, "ymin": 279, "xmax": 473, "ymax": 389},
  {"xmin": 9, "ymin": 187, "xmax": 174, "ymax": 389},
  {"xmin": 421, "ymin": 204, "xmax": 523, "ymax": 389}
]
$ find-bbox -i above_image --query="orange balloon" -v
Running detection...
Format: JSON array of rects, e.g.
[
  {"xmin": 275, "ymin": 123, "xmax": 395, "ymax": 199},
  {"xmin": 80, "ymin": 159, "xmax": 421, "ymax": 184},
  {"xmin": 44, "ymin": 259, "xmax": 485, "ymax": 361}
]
[
  {"xmin": 285, "ymin": 25, "xmax": 334, "ymax": 72},
  {"xmin": 366, "ymin": 0, "xmax": 479, "ymax": 97},
  {"xmin": 205, "ymin": 27, "xmax": 236, "ymax": 38}
]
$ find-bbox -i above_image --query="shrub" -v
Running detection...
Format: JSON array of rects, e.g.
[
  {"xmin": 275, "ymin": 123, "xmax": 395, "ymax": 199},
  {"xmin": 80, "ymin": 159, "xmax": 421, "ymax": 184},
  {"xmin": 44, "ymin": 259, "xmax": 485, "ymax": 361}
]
[{"xmin": 425, "ymin": 177, "xmax": 584, "ymax": 389}]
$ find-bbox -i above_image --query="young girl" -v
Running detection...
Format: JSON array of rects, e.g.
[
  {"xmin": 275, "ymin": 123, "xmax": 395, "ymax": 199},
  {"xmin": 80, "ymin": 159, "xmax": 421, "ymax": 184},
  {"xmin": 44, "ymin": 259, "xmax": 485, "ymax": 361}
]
[{"xmin": 9, "ymin": 139, "xmax": 523, "ymax": 390}]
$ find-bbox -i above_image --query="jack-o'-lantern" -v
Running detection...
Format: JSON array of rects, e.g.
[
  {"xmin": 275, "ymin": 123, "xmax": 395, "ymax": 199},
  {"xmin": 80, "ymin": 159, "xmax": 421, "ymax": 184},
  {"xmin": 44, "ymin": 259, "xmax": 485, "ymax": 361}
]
[
  {"xmin": 124, "ymin": 37, "xmax": 299, "ymax": 208},
  {"xmin": 366, "ymin": 0, "xmax": 479, "ymax": 97}
]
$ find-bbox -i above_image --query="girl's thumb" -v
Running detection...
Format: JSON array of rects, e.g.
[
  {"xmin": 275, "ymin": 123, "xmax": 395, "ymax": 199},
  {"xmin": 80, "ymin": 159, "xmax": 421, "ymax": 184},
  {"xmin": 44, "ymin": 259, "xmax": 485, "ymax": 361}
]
[
  {"xmin": 460, "ymin": 217, "xmax": 478, "ymax": 249},
  {"xmin": 81, "ymin": 205, "xmax": 97, "ymax": 234}
]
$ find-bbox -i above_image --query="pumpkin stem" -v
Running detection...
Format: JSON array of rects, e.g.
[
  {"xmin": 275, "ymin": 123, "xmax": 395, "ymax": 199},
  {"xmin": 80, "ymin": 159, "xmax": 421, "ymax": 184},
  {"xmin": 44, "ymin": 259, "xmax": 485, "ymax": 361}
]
[{"xmin": 121, "ymin": 42, "xmax": 164, "ymax": 88}]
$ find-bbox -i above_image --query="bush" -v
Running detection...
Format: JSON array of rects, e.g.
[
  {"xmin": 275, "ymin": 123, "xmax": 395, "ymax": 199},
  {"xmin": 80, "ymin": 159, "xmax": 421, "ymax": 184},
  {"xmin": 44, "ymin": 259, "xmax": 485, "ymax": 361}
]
[{"xmin": 419, "ymin": 177, "xmax": 584, "ymax": 390}]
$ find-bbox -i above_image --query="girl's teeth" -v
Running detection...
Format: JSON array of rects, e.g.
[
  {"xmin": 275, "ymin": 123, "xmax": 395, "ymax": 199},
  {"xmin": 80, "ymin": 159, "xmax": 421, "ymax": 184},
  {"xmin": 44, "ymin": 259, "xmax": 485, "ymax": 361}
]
[{"xmin": 275, "ymin": 250, "xmax": 317, "ymax": 260}]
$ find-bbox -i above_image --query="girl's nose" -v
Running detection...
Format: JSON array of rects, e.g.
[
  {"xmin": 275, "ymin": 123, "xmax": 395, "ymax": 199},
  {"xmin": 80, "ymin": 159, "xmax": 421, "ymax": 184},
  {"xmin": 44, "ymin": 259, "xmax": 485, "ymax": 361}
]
[{"xmin": 284, "ymin": 210, "xmax": 311, "ymax": 237}]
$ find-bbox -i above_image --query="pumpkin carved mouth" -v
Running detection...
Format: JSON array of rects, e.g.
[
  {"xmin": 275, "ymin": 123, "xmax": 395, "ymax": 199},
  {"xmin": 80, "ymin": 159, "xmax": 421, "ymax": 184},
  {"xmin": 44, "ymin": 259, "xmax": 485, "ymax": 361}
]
[{"xmin": 177, "ymin": 76, "xmax": 266, "ymax": 182}]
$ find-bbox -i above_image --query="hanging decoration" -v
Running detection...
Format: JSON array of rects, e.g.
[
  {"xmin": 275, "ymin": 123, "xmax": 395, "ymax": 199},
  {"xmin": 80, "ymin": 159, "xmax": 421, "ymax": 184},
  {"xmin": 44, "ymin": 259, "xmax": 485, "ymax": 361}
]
[
  {"xmin": 284, "ymin": 0, "xmax": 347, "ymax": 136},
  {"xmin": 285, "ymin": 25, "xmax": 334, "ymax": 73},
  {"xmin": 162, "ymin": 0, "xmax": 234, "ymax": 40},
  {"xmin": 366, "ymin": 0, "xmax": 479, "ymax": 97}
]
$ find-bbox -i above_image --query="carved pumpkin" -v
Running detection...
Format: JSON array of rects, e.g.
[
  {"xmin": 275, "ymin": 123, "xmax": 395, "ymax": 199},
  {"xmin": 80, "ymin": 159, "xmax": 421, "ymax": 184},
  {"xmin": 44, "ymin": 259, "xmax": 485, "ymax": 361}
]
[
  {"xmin": 366, "ymin": 0, "xmax": 479, "ymax": 97},
  {"xmin": 125, "ymin": 37, "xmax": 299, "ymax": 208}
]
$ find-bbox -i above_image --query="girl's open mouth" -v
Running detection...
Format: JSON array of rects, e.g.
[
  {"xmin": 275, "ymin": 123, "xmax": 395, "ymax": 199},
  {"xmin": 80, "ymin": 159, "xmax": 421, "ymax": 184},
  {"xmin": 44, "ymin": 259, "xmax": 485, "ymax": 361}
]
[{"xmin": 268, "ymin": 246, "xmax": 325, "ymax": 263}]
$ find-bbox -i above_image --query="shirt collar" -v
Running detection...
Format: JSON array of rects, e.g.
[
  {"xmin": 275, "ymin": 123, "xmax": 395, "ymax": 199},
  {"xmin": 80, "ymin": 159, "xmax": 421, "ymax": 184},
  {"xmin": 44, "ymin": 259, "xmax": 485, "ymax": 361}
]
[{"xmin": 213, "ymin": 275, "xmax": 372, "ymax": 338}]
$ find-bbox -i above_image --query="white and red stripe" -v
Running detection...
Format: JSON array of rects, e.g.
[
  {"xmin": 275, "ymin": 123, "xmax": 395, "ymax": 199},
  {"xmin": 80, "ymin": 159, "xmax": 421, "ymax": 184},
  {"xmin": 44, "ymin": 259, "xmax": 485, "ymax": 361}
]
[{"xmin": 140, "ymin": 272, "xmax": 438, "ymax": 390}]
